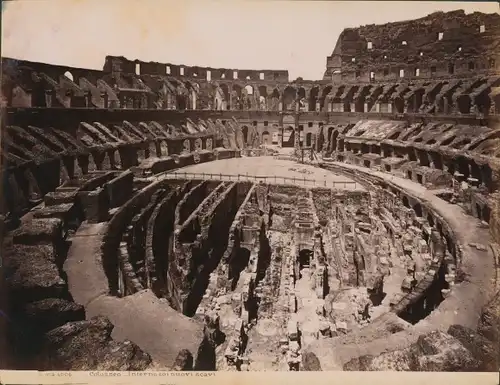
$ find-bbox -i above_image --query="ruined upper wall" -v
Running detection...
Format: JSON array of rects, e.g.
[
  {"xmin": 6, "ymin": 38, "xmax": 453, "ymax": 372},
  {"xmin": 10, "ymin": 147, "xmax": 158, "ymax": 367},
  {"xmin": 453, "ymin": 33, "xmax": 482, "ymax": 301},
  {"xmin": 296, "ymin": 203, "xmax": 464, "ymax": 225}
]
[
  {"xmin": 103, "ymin": 56, "xmax": 290, "ymax": 83},
  {"xmin": 324, "ymin": 10, "xmax": 500, "ymax": 83}
]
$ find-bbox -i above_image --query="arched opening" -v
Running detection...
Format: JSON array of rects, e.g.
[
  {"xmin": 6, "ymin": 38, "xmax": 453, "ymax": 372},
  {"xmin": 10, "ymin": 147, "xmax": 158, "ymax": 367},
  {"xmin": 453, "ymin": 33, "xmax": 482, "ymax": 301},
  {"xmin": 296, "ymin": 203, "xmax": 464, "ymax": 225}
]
[
  {"xmin": 244, "ymin": 85, "xmax": 254, "ymax": 95},
  {"xmin": 475, "ymin": 93, "xmax": 491, "ymax": 115},
  {"xmin": 270, "ymin": 88, "xmax": 281, "ymax": 111},
  {"xmin": 258, "ymin": 86, "xmax": 268, "ymax": 110},
  {"xmin": 394, "ymin": 96, "xmax": 405, "ymax": 113},
  {"xmin": 297, "ymin": 87, "xmax": 307, "ymax": 111},
  {"xmin": 282, "ymin": 126, "xmax": 294, "ymax": 147},
  {"xmin": 413, "ymin": 203, "xmax": 423, "ymax": 217},
  {"xmin": 305, "ymin": 132, "xmax": 312, "ymax": 147},
  {"xmin": 402, "ymin": 196, "xmax": 410, "ymax": 208},
  {"xmin": 220, "ymin": 84, "xmax": 230, "ymax": 110},
  {"xmin": 320, "ymin": 86, "xmax": 332, "ymax": 111},
  {"xmin": 177, "ymin": 94, "xmax": 187, "ymax": 110},
  {"xmin": 283, "ymin": 86, "xmax": 296, "ymax": 111},
  {"xmin": 185, "ymin": 81, "xmax": 198, "ymax": 110},
  {"xmin": 63, "ymin": 71, "xmax": 74, "ymax": 82},
  {"xmin": 241, "ymin": 126, "xmax": 249, "ymax": 145},
  {"xmin": 262, "ymin": 130, "xmax": 271, "ymax": 145},
  {"xmin": 457, "ymin": 95, "xmax": 471, "ymax": 114},
  {"xmin": 309, "ymin": 87, "xmax": 319, "ymax": 111},
  {"xmin": 298, "ymin": 249, "xmax": 312, "ymax": 269},
  {"xmin": 232, "ymin": 84, "xmax": 243, "ymax": 110}
]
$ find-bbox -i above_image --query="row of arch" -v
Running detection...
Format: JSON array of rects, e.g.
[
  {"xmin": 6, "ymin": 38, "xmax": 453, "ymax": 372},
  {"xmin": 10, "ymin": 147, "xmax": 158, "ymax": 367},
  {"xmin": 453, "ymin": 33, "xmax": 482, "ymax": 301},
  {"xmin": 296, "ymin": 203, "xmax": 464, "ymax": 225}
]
[
  {"xmin": 240, "ymin": 125, "xmax": 315, "ymax": 147},
  {"xmin": 57, "ymin": 69, "xmax": 500, "ymax": 115}
]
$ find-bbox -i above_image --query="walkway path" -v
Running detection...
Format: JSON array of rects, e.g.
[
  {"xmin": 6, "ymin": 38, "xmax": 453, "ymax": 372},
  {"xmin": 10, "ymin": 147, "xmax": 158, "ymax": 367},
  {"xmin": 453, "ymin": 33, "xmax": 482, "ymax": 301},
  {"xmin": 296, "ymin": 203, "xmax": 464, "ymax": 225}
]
[{"xmin": 64, "ymin": 222, "xmax": 205, "ymax": 368}]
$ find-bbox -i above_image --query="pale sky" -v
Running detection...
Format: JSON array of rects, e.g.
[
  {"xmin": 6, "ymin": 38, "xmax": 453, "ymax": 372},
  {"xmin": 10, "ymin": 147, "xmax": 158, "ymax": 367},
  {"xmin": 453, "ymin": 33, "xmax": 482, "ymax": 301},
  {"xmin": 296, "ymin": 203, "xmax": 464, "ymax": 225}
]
[{"xmin": 2, "ymin": 0, "xmax": 499, "ymax": 80}]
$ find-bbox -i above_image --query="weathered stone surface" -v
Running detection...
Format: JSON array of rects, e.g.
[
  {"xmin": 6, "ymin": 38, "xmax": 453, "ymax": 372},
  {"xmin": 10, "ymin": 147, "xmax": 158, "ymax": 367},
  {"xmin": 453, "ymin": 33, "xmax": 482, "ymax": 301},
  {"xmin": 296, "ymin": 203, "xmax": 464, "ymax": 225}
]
[
  {"xmin": 344, "ymin": 331, "xmax": 481, "ymax": 371},
  {"xmin": 447, "ymin": 324, "xmax": 499, "ymax": 371},
  {"xmin": 301, "ymin": 352, "xmax": 322, "ymax": 371},
  {"xmin": 12, "ymin": 218, "xmax": 62, "ymax": 245},
  {"xmin": 173, "ymin": 349, "xmax": 194, "ymax": 371},
  {"xmin": 24, "ymin": 298, "xmax": 85, "ymax": 334},
  {"xmin": 475, "ymin": 295, "xmax": 500, "ymax": 360},
  {"xmin": 4, "ymin": 244, "xmax": 66, "ymax": 301},
  {"xmin": 415, "ymin": 331, "xmax": 480, "ymax": 371},
  {"xmin": 42, "ymin": 316, "xmax": 153, "ymax": 370}
]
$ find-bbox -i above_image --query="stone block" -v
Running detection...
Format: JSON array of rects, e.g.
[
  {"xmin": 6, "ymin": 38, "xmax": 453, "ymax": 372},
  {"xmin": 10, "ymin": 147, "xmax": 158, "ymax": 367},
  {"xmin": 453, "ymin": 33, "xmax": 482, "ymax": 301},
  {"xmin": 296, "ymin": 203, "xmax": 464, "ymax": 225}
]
[
  {"xmin": 44, "ymin": 190, "xmax": 78, "ymax": 206},
  {"xmin": 80, "ymin": 188, "xmax": 110, "ymax": 223},
  {"xmin": 12, "ymin": 218, "xmax": 63, "ymax": 245},
  {"xmin": 104, "ymin": 170, "xmax": 134, "ymax": 208}
]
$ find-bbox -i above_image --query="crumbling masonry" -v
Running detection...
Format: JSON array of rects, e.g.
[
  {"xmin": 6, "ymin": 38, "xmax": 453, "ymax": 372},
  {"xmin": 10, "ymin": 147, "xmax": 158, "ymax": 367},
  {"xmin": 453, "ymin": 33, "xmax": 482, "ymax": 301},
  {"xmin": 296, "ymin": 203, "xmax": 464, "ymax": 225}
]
[{"xmin": 1, "ymin": 9, "xmax": 499, "ymax": 372}]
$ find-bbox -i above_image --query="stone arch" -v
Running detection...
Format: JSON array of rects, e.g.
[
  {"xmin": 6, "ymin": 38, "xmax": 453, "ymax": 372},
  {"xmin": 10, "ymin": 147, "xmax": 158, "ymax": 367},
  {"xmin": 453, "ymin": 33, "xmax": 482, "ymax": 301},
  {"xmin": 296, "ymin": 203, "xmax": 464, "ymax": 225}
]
[
  {"xmin": 283, "ymin": 86, "xmax": 297, "ymax": 111},
  {"xmin": 320, "ymin": 86, "xmax": 332, "ymax": 111},
  {"xmin": 309, "ymin": 86, "xmax": 320, "ymax": 111},
  {"xmin": 297, "ymin": 87, "xmax": 307, "ymax": 111},
  {"xmin": 232, "ymin": 84, "xmax": 243, "ymax": 110},
  {"xmin": 270, "ymin": 88, "xmax": 281, "ymax": 111},
  {"xmin": 282, "ymin": 125, "xmax": 294, "ymax": 147},
  {"xmin": 218, "ymin": 83, "xmax": 230, "ymax": 110}
]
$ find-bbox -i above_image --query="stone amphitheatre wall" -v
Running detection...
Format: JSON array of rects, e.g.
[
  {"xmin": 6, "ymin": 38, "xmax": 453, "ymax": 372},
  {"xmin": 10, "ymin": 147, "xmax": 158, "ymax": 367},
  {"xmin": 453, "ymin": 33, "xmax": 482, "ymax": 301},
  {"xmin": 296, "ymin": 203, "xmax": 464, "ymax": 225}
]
[{"xmin": 2, "ymin": 9, "xmax": 499, "ymax": 372}]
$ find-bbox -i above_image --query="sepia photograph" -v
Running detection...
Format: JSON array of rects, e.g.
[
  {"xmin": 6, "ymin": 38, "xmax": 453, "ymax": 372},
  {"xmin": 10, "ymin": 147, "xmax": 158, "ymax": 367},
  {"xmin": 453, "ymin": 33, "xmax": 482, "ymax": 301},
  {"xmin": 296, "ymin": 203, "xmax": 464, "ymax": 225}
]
[{"xmin": 0, "ymin": 0, "xmax": 499, "ymax": 379}]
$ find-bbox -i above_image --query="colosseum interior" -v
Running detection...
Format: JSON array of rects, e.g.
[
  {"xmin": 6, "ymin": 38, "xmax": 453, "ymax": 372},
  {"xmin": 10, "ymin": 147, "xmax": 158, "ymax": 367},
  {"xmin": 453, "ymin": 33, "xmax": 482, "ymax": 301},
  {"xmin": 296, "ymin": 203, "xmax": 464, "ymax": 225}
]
[{"xmin": 1, "ymin": 7, "xmax": 500, "ymax": 373}]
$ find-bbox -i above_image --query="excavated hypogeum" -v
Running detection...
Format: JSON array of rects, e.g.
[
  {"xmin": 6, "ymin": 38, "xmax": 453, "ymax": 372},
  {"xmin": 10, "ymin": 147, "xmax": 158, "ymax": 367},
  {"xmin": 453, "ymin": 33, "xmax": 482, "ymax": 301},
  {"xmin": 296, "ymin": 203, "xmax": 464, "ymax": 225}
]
[{"xmin": 5, "ymin": 169, "xmax": 497, "ymax": 372}]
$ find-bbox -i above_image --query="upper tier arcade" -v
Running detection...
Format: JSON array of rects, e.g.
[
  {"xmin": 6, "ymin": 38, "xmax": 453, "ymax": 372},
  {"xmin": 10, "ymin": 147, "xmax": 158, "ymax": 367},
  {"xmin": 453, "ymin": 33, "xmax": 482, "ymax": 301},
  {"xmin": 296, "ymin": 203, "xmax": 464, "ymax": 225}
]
[
  {"xmin": 3, "ymin": 56, "xmax": 500, "ymax": 118},
  {"xmin": 104, "ymin": 56, "xmax": 290, "ymax": 83},
  {"xmin": 324, "ymin": 10, "xmax": 500, "ymax": 83}
]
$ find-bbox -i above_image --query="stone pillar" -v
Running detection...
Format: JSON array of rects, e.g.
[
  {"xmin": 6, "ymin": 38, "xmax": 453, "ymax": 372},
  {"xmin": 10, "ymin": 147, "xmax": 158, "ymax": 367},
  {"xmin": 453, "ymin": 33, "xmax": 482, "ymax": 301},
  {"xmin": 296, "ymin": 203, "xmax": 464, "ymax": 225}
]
[
  {"xmin": 85, "ymin": 91, "xmax": 91, "ymax": 107},
  {"xmin": 316, "ymin": 101, "xmax": 321, "ymax": 112},
  {"xmin": 45, "ymin": 89, "xmax": 53, "ymax": 108},
  {"xmin": 443, "ymin": 98, "xmax": 449, "ymax": 114},
  {"xmin": 364, "ymin": 103, "xmax": 368, "ymax": 112},
  {"xmin": 101, "ymin": 92, "xmax": 109, "ymax": 108}
]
